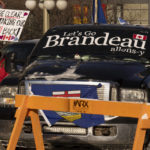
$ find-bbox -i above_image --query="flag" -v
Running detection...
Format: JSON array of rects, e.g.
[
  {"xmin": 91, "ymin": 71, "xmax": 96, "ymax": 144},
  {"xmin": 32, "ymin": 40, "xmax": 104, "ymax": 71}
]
[
  {"xmin": 0, "ymin": 58, "xmax": 8, "ymax": 82},
  {"xmin": 92, "ymin": 0, "xmax": 107, "ymax": 24},
  {"xmin": 133, "ymin": 34, "xmax": 147, "ymax": 41},
  {"xmin": 118, "ymin": 17, "xmax": 129, "ymax": 25},
  {"xmin": 31, "ymin": 83, "xmax": 104, "ymax": 128},
  {"xmin": 52, "ymin": 90, "xmax": 81, "ymax": 98}
]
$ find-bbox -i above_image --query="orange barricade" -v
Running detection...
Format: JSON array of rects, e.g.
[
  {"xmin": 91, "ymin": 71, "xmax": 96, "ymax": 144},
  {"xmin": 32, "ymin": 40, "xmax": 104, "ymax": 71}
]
[{"xmin": 7, "ymin": 94, "xmax": 150, "ymax": 150}]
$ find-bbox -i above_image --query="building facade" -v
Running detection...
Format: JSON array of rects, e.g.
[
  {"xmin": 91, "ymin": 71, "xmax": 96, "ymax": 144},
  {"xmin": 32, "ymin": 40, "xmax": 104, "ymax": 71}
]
[
  {"xmin": 4, "ymin": 0, "xmax": 150, "ymax": 40},
  {"xmin": 101, "ymin": 0, "xmax": 150, "ymax": 26},
  {"xmin": 65, "ymin": 0, "xmax": 150, "ymax": 26}
]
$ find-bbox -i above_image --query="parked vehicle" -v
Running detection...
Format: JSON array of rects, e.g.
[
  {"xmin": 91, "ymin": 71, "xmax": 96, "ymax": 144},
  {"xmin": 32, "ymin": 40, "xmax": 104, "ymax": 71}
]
[
  {"xmin": 0, "ymin": 39, "xmax": 39, "ymax": 85},
  {"xmin": 0, "ymin": 39, "xmax": 39, "ymax": 74},
  {"xmin": 2, "ymin": 24, "xmax": 150, "ymax": 149}
]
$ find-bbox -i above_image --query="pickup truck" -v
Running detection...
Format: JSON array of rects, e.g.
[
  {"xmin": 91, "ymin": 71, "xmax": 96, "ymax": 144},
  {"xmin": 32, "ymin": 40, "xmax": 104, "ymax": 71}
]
[{"xmin": 2, "ymin": 24, "xmax": 150, "ymax": 150}]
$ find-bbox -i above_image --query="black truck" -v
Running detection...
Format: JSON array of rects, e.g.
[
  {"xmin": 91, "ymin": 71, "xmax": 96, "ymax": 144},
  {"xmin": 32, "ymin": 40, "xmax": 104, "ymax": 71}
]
[{"xmin": 1, "ymin": 24, "xmax": 150, "ymax": 149}]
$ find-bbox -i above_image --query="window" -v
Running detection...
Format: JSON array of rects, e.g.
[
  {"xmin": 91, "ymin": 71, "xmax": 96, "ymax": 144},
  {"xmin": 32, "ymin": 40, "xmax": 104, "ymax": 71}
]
[{"xmin": 104, "ymin": 1, "xmax": 149, "ymax": 25}]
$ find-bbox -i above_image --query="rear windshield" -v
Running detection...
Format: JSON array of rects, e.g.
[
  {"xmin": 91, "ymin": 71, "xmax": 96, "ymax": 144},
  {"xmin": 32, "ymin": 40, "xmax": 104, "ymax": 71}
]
[
  {"xmin": 1, "ymin": 43, "xmax": 36, "ymax": 62},
  {"xmin": 30, "ymin": 24, "xmax": 150, "ymax": 62},
  {"xmin": 2, "ymin": 43, "xmax": 35, "ymax": 53}
]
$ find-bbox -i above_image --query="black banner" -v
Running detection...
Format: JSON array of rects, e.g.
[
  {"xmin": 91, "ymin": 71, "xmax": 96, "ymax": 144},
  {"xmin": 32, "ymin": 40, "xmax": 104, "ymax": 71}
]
[{"xmin": 32, "ymin": 24, "xmax": 150, "ymax": 59}]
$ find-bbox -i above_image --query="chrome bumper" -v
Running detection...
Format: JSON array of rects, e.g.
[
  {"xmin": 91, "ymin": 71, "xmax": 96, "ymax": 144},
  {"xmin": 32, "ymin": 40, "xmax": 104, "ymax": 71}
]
[{"xmin": 0, "ymin": 118, "xmax": 138, "ymax": 149}]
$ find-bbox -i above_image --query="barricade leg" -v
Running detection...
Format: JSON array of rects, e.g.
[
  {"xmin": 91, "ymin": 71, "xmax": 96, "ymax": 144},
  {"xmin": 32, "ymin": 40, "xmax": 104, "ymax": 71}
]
[
  {"xmin": 132, "ymin": 117, "xmax": 146, "ymax": 150},
  {"xmin": 132, "ymin": 105, "xmax": 149, "ymax": 150},
  {"xmin": 7, "ymin": 96, "xmax": 29, "ymax": 150},
  {"xmin": 29, "ymin": 110, "xmax": 45, "ymax": 150}
]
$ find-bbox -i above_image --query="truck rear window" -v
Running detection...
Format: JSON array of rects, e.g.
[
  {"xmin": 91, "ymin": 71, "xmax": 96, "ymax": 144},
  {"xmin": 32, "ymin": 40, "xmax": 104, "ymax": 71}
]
[{"xmin": 30, "ymin": 24, "xmax": 150, "ymax": 62}]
